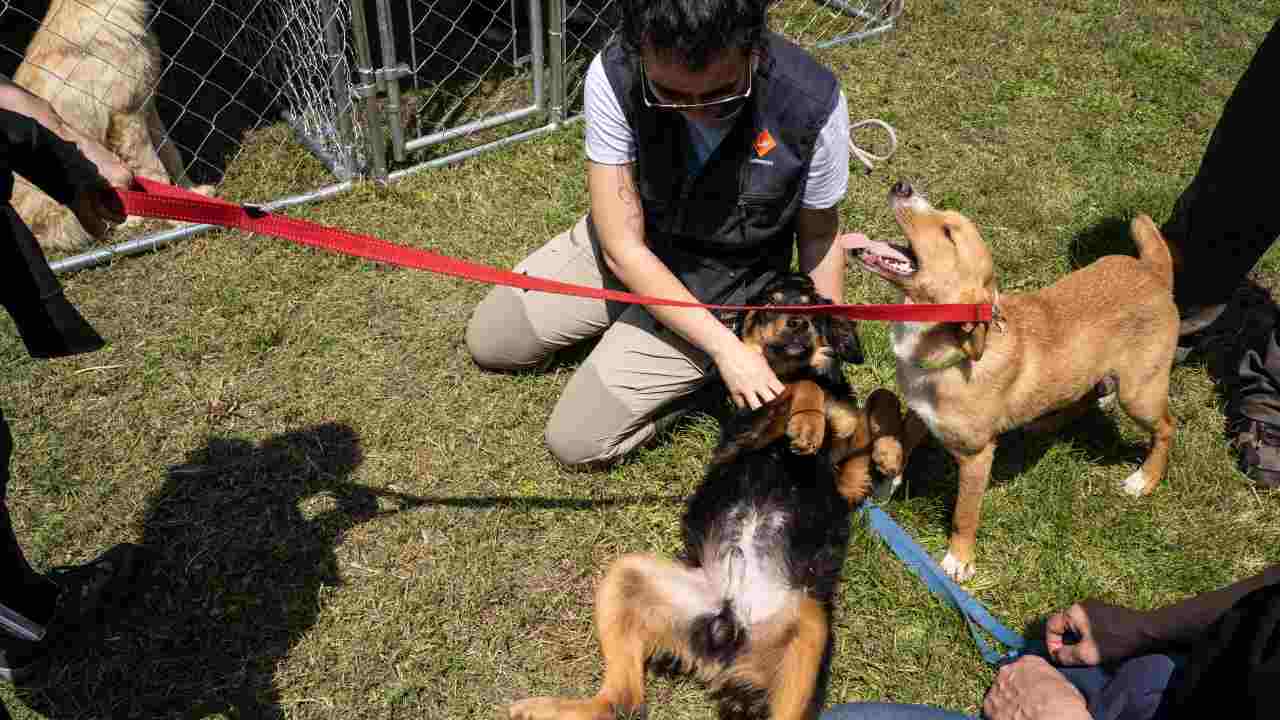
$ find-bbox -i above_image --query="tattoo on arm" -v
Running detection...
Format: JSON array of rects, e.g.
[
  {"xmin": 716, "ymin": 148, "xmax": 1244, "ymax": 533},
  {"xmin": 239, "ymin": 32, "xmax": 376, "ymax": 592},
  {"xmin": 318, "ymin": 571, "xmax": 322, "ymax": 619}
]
[{"xmin": 616, "ymin": 164, "xmax": 643, "ymax": 235}]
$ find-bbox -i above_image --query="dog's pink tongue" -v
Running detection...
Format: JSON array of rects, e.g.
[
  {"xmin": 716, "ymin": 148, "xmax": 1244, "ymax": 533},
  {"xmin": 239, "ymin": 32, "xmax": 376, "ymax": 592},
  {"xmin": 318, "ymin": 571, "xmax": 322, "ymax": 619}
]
[{"xmin": 837, "ymin": 233, "xmax": 912, "ymax": 264}]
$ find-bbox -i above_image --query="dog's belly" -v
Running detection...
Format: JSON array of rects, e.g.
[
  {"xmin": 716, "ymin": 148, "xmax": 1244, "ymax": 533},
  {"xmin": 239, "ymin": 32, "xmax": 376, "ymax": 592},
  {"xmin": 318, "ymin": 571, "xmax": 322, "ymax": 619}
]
[{"xmin": 701, "ymin": 504, "xmax": 792, "ymax": 625}]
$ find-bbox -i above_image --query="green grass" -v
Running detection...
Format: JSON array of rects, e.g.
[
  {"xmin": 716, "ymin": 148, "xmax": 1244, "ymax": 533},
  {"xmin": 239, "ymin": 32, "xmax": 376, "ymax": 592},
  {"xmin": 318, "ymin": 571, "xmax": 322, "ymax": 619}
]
[{"xmin": 4, "ymin": 1, "xmax": 1280, "ymax": 717}]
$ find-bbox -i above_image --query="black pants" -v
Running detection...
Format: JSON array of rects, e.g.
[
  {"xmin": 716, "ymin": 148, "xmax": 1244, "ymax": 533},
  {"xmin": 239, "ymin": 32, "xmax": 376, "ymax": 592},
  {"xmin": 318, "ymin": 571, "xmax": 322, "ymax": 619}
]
[
  {"xmin": 0, "ymin": 406, "xmax": 58, "ymax": 627},
  {"xmin": 1162, "ymin": 18, "xmax": 1280, "ymax": 422}
]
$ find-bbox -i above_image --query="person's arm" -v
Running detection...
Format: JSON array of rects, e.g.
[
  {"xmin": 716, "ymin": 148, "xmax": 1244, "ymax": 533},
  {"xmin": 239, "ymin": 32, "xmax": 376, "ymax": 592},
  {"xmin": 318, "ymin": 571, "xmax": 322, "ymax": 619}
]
[
  {"xmin": 796, "ymin": 205, "xmax": 843, "ymax": 303},
  {"xmin": 588, "ymin": 160, "xmax": 784, "ymax": 410},
  {"xmin": 0, "ymin": 75, "xmax": 134, "ymax": 187},
  {"xmin": 797, "ymin": 90, "xmax": 850, "ymax": 303},
  {"xmin": 1049, "ymin": 563, "xmax": 1280, "ymax": 665}
]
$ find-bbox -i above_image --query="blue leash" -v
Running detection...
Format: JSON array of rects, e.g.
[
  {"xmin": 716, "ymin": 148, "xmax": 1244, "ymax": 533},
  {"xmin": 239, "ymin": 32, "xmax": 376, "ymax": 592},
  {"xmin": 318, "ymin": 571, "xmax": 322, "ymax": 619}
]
[{"xmin": 858, "ymin": 502, "xmax": 1026, "ymax": 666}]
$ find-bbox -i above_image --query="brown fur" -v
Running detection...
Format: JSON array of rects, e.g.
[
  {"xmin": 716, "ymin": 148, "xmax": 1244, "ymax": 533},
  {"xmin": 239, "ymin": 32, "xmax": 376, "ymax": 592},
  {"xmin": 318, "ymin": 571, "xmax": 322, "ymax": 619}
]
[
  {"xmin": 12, "ymin": 0, "xmax": 213, "ymax": 252},
  {"xmin": 853, "ymin": 183, "xmax": 1178, "ymax": 582},
  {"xmin": 508, "ymin": 550, "xmax": 830, "ymax": 720},
  {"xmin": 509, "ymin": 280, "xmax": 899, "ymax": 719}
]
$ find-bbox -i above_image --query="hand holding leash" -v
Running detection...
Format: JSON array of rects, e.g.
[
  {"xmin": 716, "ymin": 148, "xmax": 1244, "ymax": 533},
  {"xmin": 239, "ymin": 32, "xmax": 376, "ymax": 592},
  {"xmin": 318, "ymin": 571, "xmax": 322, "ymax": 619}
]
[{"xmin": 1045, "ymin": 603, "xmax": 1102, "ymax": 666}]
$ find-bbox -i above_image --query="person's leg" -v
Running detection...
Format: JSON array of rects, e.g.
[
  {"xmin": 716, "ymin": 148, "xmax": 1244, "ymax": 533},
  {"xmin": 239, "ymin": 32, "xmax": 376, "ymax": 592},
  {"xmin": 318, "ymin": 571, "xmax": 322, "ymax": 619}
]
[
  {"xmin": 543, "ymin": 304, "xmax": 716, "ymax": 467},
  {"xmin": 0, "ymin": 405, "xmax": 147, "ymax": 684},
  {"xmin": 1089, "ymin": 655, "xmax": 1182, "ymax": 720},
  {"xmin": 466, "ymin": 215, "xmax": 628, "ymax": 371},
  {"xmin": 1159, "ymin": 19, "xmax": 1280, "ymax": 486},
  {"xmin": 819, "ymin": 702, "xmax": 975, "ymax": 720},
  {"xmin": 0, "ymin": 405, "xmax": 60, "ymax": 683},
  {"xmin": 1162, "ymin": 18, "xmax": 1280, "ymax": 339},
  {"xmin": 1233, "ymin": 324, "xmax": 1280, "ymax": 487}
]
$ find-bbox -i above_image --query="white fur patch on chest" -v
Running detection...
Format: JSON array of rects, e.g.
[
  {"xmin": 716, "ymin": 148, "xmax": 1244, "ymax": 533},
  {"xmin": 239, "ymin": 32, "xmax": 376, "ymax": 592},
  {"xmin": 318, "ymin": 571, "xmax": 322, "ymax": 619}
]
[{"xmin": 892, "ymin": 323, "xmax": 947, "ymax": 438}]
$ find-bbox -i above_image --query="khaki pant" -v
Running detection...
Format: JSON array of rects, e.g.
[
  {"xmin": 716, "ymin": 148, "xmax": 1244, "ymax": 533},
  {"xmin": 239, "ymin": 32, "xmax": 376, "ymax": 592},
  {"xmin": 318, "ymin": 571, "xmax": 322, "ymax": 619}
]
[{"xmin": 465, "ymin": 216, "xmax": 714, "ymax": 466}]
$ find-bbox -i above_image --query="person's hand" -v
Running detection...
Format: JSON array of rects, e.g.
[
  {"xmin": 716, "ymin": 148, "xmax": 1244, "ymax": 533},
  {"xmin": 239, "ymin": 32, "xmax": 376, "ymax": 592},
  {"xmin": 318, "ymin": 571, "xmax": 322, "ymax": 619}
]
[
  {"xmin": 982, "ymin": 655, "xmax": 1091, "ymax": 720},
  {"xmin": 71, "ymin": 180, "xmax": 126, "ymax": 239},
  {"xmin": 1045, "ymin": 603, "xmax": 1102, "ymax": 666},
  {"xmin": 68, "ymin": 129, "xmax": 135, "ymax": 189},
  {"xmin": 711, "ymin": 339, "xmax": 785, "ymax": 410}
]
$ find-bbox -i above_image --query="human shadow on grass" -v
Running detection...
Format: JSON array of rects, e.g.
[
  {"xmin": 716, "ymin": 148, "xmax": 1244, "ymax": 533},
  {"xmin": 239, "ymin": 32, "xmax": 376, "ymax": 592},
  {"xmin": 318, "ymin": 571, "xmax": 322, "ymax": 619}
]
[
  {"xmin": 14, "ymin": 421, "xmax": 687, "ymax": 719},
  {"xmin": 14, "ymin": 422, "xmax": 396, "ymax": 719}
]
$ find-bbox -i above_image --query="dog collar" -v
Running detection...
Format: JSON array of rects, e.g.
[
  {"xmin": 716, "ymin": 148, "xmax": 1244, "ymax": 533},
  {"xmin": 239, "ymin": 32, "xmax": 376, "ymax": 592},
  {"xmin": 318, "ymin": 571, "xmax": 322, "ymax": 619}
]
[
  {"xmin": 914, "ymin": 348, "xmax": 969, "ymax": 370},
  {"xmin": 991, "ymin": 289, "xmax": 1006, "ymax": 332}
]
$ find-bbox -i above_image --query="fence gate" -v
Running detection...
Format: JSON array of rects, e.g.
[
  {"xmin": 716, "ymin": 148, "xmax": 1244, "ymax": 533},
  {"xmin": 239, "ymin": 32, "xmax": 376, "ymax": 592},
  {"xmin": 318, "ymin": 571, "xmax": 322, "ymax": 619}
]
[{"xmin": 350, "ymin": 0, "xmax": 548, "ymax": 180}]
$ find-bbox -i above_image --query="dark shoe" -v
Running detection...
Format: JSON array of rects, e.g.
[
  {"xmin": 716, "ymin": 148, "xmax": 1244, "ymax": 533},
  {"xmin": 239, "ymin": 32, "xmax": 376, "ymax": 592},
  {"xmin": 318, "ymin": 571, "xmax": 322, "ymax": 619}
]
[
  {"xmin": 0, "ymin": 543, "xmax": 148, "ymax": 684},
  {"xmin": 1232, "ymin": 418, "xmax": 1280, "ymax": 489},
  {"xmin": 1174, "ymin": 325, "xmax": 1219, "ymax": 364}
]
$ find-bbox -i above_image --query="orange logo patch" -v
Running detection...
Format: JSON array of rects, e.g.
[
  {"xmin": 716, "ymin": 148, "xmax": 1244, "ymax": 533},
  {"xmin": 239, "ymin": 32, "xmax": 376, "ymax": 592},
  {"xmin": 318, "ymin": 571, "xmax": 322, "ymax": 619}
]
[{"xmin": 754, "ymin": 129, "xmax": 777, "ymax": 157}]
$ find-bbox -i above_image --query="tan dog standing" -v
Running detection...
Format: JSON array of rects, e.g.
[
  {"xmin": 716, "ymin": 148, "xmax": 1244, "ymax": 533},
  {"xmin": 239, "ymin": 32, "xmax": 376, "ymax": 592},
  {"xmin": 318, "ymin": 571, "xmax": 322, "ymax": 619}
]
[
  {"xmin": 13, "ymin": 0, "xmax": 211, "ymax": 252},
  {"xmin": 845, "ymin": 180, "xmax": 1179, "ymax": 582}
]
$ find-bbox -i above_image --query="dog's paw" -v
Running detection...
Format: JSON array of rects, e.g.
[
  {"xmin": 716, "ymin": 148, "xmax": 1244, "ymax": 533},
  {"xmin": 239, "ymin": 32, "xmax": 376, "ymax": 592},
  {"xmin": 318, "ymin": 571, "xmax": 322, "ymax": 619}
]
[
  {"xmin": 509, "ymin": 697, "xmax": 614, "ymax": 720},
  {"xmin": 871, "ymin": 474, "xmax": 902, "ymax": 503},
  {"xmin": 1120, "ymin": 469, "xmax": 1152, "ymax": 497},
  {"xmin": 940, "ymin": 551, "xmax": 976, "ymax": 583},
  {"xmin": 787, "ymin": 413, "xmax": 824, "ymax": 455},
  {"xmin": 871, "ymin": 437, "xmax": 905, "ymax": 479}
]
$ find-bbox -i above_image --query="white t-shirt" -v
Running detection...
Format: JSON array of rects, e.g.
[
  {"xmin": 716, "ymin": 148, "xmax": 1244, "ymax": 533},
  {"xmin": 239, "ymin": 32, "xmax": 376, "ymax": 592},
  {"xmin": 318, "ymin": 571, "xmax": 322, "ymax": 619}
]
[{"xmin": 583, "ymin": 53, "xmax": 850, "ymax": 209}]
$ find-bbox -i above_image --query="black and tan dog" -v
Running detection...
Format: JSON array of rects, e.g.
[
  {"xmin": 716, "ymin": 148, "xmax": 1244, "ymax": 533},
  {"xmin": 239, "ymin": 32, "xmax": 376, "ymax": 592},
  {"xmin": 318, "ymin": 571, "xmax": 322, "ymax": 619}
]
[
  {"xmin": 509, "ymin": 274, "xmax": 904, "ymax": 720},
  {"xmin": 715, "ymin": 273, "xmax": 904, "ymax": 505}
]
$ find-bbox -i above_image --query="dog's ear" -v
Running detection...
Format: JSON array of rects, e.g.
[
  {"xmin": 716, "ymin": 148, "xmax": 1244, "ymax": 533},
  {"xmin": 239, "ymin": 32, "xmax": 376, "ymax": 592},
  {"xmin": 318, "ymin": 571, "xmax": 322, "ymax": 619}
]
[
  {"xmin": 953, "ymin": 288, "xmax": 993, "ymax": 362},
  {"xmin": 827, "ymin": 316, "xmax": 865, "ymax": 365}
]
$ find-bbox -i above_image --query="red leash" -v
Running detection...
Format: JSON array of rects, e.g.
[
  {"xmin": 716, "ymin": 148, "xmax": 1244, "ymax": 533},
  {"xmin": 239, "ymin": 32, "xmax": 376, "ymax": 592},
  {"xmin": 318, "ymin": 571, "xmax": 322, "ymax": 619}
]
[{"xmin": 114, "ymin": 178, "xmax": 991, "ymax": 323}]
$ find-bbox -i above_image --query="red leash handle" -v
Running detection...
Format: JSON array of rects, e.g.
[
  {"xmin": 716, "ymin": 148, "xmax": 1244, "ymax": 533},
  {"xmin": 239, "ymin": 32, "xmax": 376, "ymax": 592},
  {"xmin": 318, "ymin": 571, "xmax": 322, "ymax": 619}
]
[{"xmin": 115, "ymin": 179, "xmax": 992, "ymax": 323}]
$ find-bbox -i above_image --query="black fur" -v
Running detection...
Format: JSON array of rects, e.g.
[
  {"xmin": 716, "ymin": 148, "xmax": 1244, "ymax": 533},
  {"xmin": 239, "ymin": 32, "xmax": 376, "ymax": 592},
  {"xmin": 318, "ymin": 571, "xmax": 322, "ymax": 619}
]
[
  {"xmin": 713, "ymin": 272, "xmax": 863, "ymax": 463},
  {"xmin": 679, "ymin": 443, "xmax": 853, "ymax": 718}
]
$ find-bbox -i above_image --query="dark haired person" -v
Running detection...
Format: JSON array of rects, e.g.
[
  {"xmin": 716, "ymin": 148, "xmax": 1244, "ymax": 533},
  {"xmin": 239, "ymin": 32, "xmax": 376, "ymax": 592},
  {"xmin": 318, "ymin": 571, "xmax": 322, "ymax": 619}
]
[
  {"xmin": 1, "ymin": 75, "xmax": 145, "ymax": 685},
  {"xmin": 466, "ymin": 0, "xmax": 860, "ymax": 466}
]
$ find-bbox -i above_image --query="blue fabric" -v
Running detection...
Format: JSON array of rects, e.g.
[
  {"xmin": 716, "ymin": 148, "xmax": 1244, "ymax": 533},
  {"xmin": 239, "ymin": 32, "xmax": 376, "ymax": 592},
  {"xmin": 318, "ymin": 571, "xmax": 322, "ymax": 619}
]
[
  {"xmin": 819, "ymin": 654, "xmax": 1184, "ymax": 720},
  {"xmin": 686, "ymin": 120, "xmax": 729, "ymax": 174},
  {"xmin": 859, "ymin": 503, "xmax": 1026, "ymax": 666},
  {"xmin": 820, "ymin": 702, "xmax": 975, "ymax": 720}
]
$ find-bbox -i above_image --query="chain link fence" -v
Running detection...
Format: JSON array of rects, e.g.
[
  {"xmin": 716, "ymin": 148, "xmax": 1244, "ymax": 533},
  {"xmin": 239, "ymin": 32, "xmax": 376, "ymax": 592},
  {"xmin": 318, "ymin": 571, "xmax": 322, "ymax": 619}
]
[
  {"xmin": 0, "ymin": 0, "xmax": 902, "ymax": 271},
  {"xmin": 0, "ymin": 0, "xmax": 360, "ymax": 269}
]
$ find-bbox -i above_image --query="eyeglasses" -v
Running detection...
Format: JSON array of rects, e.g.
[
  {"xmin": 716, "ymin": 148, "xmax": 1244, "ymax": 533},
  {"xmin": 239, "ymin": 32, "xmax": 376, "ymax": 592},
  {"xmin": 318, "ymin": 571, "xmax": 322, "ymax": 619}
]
[{"xmin": 639, "ymin": 56, "xmax": 756, "ymax": 118}]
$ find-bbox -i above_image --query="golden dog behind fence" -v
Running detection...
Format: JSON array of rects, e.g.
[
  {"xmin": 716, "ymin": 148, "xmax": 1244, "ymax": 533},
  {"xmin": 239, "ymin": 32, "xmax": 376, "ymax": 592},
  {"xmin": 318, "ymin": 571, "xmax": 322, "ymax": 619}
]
[{"xmin": 12, "ymin": 0, "xmax": 212, "ymax": 253}]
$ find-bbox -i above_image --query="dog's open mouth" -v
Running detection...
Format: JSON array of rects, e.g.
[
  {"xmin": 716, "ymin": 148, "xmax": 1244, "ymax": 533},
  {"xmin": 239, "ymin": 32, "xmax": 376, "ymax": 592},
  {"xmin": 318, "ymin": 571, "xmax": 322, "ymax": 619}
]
[
  {"xmin": 842, "ymin": 235, "xmax": 917, "ymax": 278},
  {"xmin": 767, "ymin": 339, "xmax": 812, "ymax": 358}
]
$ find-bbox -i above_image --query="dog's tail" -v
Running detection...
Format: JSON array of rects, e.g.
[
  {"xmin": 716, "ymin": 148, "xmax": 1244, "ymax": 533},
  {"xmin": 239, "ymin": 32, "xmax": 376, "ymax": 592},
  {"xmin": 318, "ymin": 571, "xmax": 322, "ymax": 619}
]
[
  {"xmin": 1131, "ymin": 213, "xmax": 1176, "ymax": 287},
  {"xmin": 690, "ymin": 602, "xmax": 747, "ymax": 664}
]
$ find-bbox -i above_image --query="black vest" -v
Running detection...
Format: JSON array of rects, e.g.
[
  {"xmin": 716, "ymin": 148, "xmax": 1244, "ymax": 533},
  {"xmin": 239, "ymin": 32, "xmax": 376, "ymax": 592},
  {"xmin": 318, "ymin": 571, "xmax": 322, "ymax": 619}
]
[{"xmin": 600, "ymin": 32, "xmax": 839, "ymax": 304}]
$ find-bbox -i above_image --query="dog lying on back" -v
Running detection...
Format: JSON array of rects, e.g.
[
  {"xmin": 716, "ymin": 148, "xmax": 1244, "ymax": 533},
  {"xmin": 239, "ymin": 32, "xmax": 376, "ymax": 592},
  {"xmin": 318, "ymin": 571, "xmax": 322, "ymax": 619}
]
[
  {"xmin": 845, "ymin": 180, "xmax": 1179, "ymax": 582},
  {"xmin": 509, "ymin": 274, "xmax": 905, "ymax": 720}
]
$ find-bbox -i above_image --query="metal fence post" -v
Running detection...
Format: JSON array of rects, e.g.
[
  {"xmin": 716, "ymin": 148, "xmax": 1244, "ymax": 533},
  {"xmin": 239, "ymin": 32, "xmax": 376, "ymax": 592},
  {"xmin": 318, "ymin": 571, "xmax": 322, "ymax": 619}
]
[
  {"xmin": 350, "ymin": 0, "xmax": 388, "ymax": 180},
  {"xmin": 374, "ymin": 0, "xmax": 408, "ymax": 163},
  {"xmin": 530, "ymin": 0, "xmax": 545, "ymax": 112},
  {"xmin": 324, "ymin": 0, "xmax": 357, "ymax": 177},
  {"xmin": 547, "ymin": 0, "xmax": 566, "ymax": 125}
]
